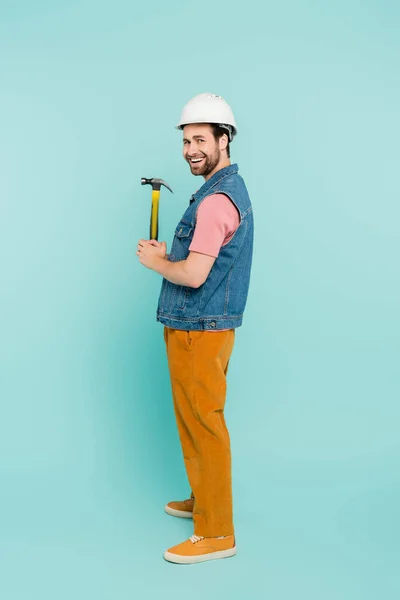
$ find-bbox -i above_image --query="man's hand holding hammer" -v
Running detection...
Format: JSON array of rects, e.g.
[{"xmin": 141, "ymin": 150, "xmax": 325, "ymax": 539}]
[{"xmin": 137, "ymin": 239, "xmax": 167, "ymax": 269}]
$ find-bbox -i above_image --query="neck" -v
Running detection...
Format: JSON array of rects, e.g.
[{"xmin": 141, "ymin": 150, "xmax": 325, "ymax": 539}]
[{"xmin": 204, "ymin": 158, "xmax": 231, "ymax": 182}]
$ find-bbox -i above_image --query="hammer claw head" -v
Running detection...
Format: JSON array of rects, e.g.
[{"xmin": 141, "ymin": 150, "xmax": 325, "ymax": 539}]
[
  {"xmin": 159, "ymin": 179, "xmax": 173, "ymax": 193},
  {"xmin": 141, "ymin": 177, "xmax": 173, "ymax": 193}
]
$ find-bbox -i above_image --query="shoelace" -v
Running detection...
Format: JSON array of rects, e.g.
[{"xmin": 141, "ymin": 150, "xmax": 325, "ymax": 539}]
[
  {"xmin": 189, "ymin": 534, "xmax": 226, "ymax": 543},
  {"xmin": 190, "ymin": 535, "xmax": 204, "ymax": 544}
]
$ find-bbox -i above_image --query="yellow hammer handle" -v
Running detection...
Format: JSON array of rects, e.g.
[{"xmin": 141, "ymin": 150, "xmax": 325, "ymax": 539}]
[{"xmin": 150, "ymin": 190, "xmax": 160, "ymax": 240}]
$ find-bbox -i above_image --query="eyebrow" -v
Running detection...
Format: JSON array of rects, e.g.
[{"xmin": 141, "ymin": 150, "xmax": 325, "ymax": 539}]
[{"xmin": 183, "ymin": 135, "xmax": 206, "ymax": 142}]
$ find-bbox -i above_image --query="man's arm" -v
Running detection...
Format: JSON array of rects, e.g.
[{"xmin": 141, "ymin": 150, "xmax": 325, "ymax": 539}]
[
  {"xmin": 154, "ymin": 252, "xmax": 216, "ymax": 288},
  {"xmin": 137, "ymin": 240, "xmax": 215, "ymax": 288}
]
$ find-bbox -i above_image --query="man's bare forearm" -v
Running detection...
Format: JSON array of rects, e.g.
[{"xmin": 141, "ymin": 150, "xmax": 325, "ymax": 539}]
[{"xmin": 152, "ymin": 257, "xmax": 199, "ymax": 288}]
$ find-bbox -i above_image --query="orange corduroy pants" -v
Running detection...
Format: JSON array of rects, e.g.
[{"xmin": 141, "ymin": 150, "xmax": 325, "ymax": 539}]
[{"xmin": 164, "ymin": 327, "xmax": 235, "ymax": 537}]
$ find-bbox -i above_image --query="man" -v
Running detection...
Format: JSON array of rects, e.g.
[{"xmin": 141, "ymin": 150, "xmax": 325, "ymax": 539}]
[{"xmin": 137, "ymin": 93, "xmax": 254, "ymax": 564}]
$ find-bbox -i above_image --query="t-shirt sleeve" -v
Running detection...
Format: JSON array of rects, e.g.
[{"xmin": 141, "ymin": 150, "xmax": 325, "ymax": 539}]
[{"xmin": 188, "ymin": 193, "xmax": 241, "ymax": 258}]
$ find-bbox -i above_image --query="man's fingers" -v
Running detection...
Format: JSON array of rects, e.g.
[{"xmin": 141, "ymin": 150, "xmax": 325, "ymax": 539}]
[{"xmin": 148, "ymin": 240, "xmax": 167, "ymax": 249}]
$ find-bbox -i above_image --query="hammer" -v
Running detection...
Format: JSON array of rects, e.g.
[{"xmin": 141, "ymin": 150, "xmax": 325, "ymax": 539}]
[{"xmin": 141, "ymin": 178, "xmax": 173, "ymax": 241}]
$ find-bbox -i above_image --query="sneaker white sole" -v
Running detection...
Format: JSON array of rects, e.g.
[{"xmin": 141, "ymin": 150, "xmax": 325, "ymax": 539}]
[
  {"xmin": 164, "ymin": 505, "xmax": 193, "ymax": 519},
  {"xmin": 164, "ymin": 546, "xmax": 236, "ymax": 564}
]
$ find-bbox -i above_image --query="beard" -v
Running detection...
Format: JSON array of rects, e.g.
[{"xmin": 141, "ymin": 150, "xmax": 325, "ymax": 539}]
[{"xmin": 187, "ymin": 147, "xmax": 221, "ymax": 177}]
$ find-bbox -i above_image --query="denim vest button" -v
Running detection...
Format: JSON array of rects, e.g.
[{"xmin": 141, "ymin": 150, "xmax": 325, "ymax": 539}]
[{"xmin": 210, "ymin": 321, "xmax": 216, "ymax": 328}]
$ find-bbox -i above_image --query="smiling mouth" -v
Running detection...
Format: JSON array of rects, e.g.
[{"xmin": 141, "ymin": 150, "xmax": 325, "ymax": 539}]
[{"xmin": 189, "ymin": 157, "xmax": 205, "ymax": 165}]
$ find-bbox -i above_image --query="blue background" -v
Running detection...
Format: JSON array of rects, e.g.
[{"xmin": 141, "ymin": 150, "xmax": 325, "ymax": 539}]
[{"xmin": 1, "ymin": 1, "xmax": 399, "ymax": 598}]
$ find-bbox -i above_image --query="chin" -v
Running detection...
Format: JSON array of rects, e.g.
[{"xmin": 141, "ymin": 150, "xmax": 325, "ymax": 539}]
[{"xmin": 189, "ymin": 166, "xmax": 204, "ymax": 176}]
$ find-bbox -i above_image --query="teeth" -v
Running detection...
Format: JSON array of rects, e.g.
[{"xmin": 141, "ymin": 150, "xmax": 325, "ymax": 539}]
[{"xmin": 191, "ymin": 158, "xmax": 203, "ymax": 163}]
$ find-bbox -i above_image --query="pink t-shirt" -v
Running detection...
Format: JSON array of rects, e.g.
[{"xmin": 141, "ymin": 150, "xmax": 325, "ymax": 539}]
[
  {"xmin": 189, "ymin": 193, "xmax": 240, "ymax": 257},
  {"xmin": 188, "ymin": 193, "xmax": 240, "ymax": 332}
]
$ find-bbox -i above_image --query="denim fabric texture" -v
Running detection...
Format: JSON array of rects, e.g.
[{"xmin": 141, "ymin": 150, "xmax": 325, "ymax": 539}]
[{"xmin": 157, "ymin": 164, "xmax": 254, "ymax": 330}]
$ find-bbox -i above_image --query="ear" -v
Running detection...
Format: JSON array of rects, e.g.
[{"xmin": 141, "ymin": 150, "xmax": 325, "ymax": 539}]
[{"xmin": 219, "ymin": 133, "xmax": 229, "ymax": 152}]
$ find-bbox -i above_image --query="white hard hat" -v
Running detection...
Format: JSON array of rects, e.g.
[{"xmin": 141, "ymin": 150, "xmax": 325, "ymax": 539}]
[{"xmin": 176, "ymin": 93, "xmax": 237, "ymax": 141}]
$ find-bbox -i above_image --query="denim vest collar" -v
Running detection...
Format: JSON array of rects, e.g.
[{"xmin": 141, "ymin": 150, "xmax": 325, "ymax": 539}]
[{"xmin": 190, "ymin": 163, "xmax": 239, "ymax": 205}]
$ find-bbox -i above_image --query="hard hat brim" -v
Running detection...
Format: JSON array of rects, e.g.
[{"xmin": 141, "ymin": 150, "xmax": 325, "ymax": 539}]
[{"xmin": 175, "ymin": 121, "xmax": 237, "ymax": 138}]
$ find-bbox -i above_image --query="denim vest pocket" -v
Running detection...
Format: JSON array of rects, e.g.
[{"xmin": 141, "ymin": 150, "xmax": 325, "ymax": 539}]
[
  {"xmin": 175, "ymin": 223, "xmax": 192, "ymax": 238},
  {"xmin": 172, "ymin": 223, "xmax": 193, "ymax": 310},
  {"xmin": 176, "ymin": 284, "xmax": 191, "ymax": 311},
  {"xmin": 169, "ymin": 222, "xmax": 193, "ymax": 262}
]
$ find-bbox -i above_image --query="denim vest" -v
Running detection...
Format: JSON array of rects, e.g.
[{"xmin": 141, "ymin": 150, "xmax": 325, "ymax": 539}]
[{"xmin": 156, "ymin": 163, "xmax": 254, "ymax": 330}]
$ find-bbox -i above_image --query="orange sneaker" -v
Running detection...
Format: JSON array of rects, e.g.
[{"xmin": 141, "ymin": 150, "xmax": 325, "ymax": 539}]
[
  {"xmin": 164, "ymin": 534, "xmax": 236, "ymax": 564},
  {"xmin": 164, "ymin": 493, "xmax": 194, "ymax": 519}
]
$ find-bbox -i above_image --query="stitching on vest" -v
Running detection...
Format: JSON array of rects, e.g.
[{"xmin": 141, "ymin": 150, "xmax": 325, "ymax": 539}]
[
  {"xmin": 157, "ymin": 313, "xmax": 243, "ymax": 322},
  {"xmin": 242, "ymin": 206, "xmax": 252, "ymax": 218},
  {"xmin": 224, "ymin": 268, "xmax": 233, "ymax": 315}
]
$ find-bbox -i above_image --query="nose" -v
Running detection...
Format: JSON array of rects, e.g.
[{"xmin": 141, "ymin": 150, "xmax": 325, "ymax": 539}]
[{"xmin": 186, "ymin": 141, "xmax": 199, "ymax": 156}]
